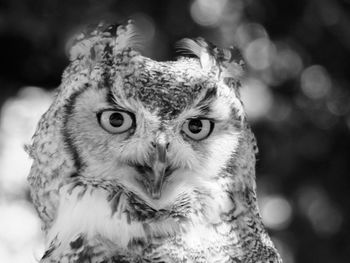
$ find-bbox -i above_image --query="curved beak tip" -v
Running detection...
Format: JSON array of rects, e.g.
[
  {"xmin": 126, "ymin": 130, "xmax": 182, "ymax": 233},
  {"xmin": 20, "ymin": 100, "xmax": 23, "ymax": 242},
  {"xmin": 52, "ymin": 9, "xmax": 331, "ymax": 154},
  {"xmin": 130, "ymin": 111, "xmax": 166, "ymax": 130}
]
[{"xmin": 150, "ymin": 189, "xmax": 162, "ymax": 199}]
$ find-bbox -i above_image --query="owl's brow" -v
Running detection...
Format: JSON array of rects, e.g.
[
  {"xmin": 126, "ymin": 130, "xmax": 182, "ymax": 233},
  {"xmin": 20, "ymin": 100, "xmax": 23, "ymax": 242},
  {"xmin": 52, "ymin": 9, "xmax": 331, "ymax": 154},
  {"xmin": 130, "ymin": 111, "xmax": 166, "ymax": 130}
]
[
  {"xmin": 195, "ymin": 87, "xmax": 217, "ymax": 114},
  {"xmin": 106, "ymin": 89, "xmax": 124, "ymax": 109}
]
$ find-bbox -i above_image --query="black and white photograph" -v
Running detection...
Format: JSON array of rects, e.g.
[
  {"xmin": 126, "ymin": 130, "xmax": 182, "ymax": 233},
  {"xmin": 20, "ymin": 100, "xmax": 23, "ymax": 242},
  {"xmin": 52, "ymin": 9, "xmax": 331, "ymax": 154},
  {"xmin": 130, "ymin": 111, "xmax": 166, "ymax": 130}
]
[{"xmin": 0, "ymin": 1, "xmax": 349, "ymax": 262}]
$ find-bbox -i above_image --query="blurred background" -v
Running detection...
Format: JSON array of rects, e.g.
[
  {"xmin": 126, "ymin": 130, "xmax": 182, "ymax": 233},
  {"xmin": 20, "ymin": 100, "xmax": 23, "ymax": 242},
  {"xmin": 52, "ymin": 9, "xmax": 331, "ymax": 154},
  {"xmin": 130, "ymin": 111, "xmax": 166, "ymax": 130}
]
[{"xmin": 0, "ymin": 0, "xmax": 349, "ymax": 262}]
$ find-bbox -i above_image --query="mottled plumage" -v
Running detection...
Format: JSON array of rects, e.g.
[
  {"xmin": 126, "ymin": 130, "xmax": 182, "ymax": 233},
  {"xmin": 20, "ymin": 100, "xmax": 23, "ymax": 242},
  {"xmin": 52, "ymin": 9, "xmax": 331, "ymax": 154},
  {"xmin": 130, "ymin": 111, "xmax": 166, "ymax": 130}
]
[{"xmin": 27, "ymin": 21, "xmax": 282, "ymax": 262}]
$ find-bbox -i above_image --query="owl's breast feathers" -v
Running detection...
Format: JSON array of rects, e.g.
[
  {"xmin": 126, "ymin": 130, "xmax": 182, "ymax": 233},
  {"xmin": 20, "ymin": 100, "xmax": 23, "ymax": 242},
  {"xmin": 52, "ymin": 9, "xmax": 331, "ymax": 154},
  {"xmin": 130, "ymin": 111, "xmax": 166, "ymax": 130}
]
[{"xmin": 28, "ymin": 21, "xmax": 282, "ymax": 262}]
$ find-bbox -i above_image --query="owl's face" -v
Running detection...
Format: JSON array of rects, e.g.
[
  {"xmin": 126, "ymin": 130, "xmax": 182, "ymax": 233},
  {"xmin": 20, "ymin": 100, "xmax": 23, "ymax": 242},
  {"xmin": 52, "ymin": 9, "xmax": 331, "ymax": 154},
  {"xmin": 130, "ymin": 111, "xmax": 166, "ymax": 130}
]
[
  {"xmin": 64, "ymin": 55, "xmax": 244, "ymax": 207},
  {"xmin": 28, "ymin": 23, "xmax": 282, "ymax": 262}
]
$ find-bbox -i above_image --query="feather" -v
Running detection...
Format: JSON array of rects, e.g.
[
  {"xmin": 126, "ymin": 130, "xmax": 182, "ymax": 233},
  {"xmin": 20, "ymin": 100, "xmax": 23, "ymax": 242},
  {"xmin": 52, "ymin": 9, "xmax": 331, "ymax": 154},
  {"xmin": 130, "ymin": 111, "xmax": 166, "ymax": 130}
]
[
  {"xmin": 176, "ymin": 37, "xmax": 245, "ymax": 81},
  {"xmin": 69, "ymin": 20, "xmax": 142, "ymax": 62},
  {"xmin": 113, "ymin": 20, "xmax": 143, "ymax": 51},
  {"xmin": 175, "ymin": 38, "xmax": 215, "ymax": 71}
]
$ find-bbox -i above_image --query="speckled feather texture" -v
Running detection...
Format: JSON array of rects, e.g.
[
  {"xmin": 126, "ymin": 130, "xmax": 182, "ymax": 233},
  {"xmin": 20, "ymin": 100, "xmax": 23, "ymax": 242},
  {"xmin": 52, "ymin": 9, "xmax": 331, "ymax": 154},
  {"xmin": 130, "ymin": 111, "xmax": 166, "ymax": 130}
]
[{"xmin": 27, "ymin": 21, "xmax": 282, "ymax": 263}]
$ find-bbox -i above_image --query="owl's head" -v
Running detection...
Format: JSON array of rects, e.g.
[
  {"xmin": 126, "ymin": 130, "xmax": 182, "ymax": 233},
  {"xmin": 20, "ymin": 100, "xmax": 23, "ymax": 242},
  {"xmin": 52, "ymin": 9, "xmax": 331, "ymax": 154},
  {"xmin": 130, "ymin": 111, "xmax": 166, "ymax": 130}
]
[{"xmin": 40, "ymin": 21, "xmax": 250, "ymax": 211}]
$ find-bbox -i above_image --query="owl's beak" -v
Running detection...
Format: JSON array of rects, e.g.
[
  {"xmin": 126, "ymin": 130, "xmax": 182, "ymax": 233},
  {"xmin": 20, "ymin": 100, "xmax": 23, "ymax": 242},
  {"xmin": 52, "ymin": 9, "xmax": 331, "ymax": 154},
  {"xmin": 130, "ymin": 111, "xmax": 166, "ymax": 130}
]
[
  {"xmin": 149, "ymin": 138, "xmax": 169, "ymax": 199},
  {"xmin": 135, "ymin": 134, "xmax": 171, "ymax": 199}
]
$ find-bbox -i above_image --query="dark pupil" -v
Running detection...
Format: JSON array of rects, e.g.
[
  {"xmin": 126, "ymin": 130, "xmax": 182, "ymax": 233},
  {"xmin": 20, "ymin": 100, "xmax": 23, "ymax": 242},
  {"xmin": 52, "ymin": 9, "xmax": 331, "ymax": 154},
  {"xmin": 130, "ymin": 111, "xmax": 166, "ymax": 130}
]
[
  {"xmin": 188, "ymin": 119, "xmax": 202, "ymax": 134},
  {"xmin": 109, "ymin": 113, "xmax": 124, "ymax": 127}
]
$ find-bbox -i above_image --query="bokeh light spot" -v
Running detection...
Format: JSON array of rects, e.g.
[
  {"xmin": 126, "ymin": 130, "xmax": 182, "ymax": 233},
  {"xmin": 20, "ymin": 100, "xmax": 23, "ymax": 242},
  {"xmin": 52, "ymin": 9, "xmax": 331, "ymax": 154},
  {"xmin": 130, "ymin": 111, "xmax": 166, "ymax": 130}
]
[
  {"xmin": 272, "ymin": 44, "xmax": 303, "ymax": 82},
  {"xmin": 0, "ymin": 201, "xmax": 44, "ymax": 263},
  {"xmin": 236, "ymin": 23, "xmax": 268, "ymax": 47},
  {"xmin": 244, "ymin": 37, "xmax": 275, "ymax": 71},
  {"xmin": 319, "ymin": 2, "xmax": 340, "ymax": 26},
  {"xmin": 0, "ymin": 87, "xmax": 52, "ymax": 194},
  {"xmin": 190, "ymin": 0, "xmax": 228, "ymax": 27},
  {"xmin": 241, "ymin": 78, "xmax": 273, "ymax": 121},
  {"xmin": 267, "ymin": 97, "xmax": 292, "ymax": 122},
  {"xmin": 260, "ymin": 195, "xmax": 293, "ymax": 230},
  {"xmin": 301, "ymin": 65, "xmax": 331, "ymax": 99},
  {"xmin": 297, "ymin": 185, "xmax": 343, "ymax": 237},
  {"xmin": 326, "ymin": 86, "xmax": 350, "ymax": 116}
]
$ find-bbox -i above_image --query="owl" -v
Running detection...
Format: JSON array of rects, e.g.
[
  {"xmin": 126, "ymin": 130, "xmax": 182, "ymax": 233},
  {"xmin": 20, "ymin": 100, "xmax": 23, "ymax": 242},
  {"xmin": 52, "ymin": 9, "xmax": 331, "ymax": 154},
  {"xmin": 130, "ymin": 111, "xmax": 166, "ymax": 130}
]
[{"xmin": 27, "ymin": 21, "xmax": 282, "ymax": 263}]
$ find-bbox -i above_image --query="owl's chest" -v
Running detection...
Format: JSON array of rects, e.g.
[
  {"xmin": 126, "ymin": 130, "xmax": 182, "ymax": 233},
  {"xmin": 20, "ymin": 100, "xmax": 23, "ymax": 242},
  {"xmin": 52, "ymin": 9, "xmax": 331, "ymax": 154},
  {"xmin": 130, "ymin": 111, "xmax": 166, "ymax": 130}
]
[
  {"xmin": 107, "ymin": 197, "xmax": 241, "ymax": 262},
  {"xmin": 49, "ymin": 183, "xmax": 243, "ymax": 262},
  {"xmin": 146, "ymin": 224, "xmax": 242, "ymax": 262}
]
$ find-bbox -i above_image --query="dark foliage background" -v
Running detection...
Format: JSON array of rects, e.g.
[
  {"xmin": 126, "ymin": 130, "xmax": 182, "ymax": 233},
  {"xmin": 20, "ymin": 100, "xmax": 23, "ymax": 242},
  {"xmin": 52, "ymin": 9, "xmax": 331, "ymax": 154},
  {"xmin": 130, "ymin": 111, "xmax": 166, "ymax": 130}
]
[{"xmin": 0, "ymin": 0, "xmax": 349, "ymax": 262}]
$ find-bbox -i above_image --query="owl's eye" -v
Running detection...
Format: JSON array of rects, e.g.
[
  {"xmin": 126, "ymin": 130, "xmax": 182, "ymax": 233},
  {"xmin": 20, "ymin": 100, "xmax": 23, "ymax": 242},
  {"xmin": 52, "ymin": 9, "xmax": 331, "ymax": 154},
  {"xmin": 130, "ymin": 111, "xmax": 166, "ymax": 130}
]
[
  {"xmin": 182, "ymin": 118, "xmax": 214, "ymax": 140},
  {"xmin": 97, "ymin": 110, "xmax": 135, "ymax": 134}
]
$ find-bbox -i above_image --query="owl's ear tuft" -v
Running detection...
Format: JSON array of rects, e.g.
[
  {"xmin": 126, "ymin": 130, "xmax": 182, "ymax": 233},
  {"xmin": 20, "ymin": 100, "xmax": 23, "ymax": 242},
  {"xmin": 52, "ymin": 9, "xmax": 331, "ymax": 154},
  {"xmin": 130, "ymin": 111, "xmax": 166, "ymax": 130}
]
[
  {"xmin": 176, "ymin": 37, "xmax": 245, "ymax": 84},
  {"xmin": 175, "ymin": 38, "xmax": 215, "ymax": 71},
  {"xmin": 68, "ymin": 20, "xmax": 141, "ymax": 62}
]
